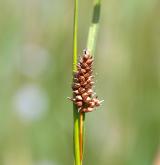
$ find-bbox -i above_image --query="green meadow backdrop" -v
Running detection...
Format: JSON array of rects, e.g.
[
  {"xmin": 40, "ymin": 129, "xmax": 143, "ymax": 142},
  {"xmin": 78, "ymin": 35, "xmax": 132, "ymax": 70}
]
[{"xmin": 0, "ymin": 0, "xmax": 160, "ymax": 165}]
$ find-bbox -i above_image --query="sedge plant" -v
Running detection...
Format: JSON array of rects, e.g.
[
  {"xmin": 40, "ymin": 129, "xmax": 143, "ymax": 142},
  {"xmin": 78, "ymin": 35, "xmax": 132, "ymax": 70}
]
[{"xmin": 72, "ymin": 0, "xmax": 101, "ymax": 165}]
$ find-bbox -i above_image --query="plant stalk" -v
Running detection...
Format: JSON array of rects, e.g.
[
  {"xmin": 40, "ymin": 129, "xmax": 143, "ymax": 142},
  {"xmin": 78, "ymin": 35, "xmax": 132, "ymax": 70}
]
[
  {"xmin": 87, "ymin": 0, "xmax": 101, "ymax": 55},
  {"xmin": 73, "ymin": 0, "xmax": 101, "ymax": 164},
  {"xmin": 79, "ymin": 0, "xmax": 101, "ymax": 164},
  {"xmin": 73, "ymin": 0, "xmax": 81, "ymax": 165}
]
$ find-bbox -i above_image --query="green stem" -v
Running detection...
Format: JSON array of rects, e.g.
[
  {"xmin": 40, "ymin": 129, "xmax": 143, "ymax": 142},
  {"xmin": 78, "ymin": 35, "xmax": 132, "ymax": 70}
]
[
  {"xmin": 87, "ymin": 0, "xmax": 101, "ymax": 55},
  {"xmin": 73, "ymin": 0, "xmax": 78, "ymax": 73},
  {"xmin": 73, "ymin": 0, "xmax": 81, "ymax": 165},
  {"xmin": 73, "ymin": 106, "xmax": 81, "ymax": 165},
  {"xmin": 81, "ymin": 0, "xmax": 101, "ymax": 162},
  {"xmin": 72, "ymin": 0, "xmax": 101, "ymax": 164}
]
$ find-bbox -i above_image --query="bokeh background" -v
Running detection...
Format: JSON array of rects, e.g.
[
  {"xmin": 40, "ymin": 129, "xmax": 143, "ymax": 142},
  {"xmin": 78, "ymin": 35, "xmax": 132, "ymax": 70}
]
[{"xmin": 0, "ymin": 0, "xmax": 160, "ymax": 165}]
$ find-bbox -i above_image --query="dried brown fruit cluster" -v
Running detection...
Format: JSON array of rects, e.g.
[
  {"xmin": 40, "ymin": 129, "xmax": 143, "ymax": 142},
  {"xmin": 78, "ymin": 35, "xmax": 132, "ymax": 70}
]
[{"xmin": 68, "ymin": 49, "xmax": 103, "ymax": 113}]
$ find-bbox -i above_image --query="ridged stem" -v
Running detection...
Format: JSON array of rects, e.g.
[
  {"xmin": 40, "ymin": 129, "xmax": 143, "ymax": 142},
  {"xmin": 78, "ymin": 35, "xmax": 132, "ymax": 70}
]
[
  {"xmin": 87, "ymin": 0, "xmax": 101, "ymax": 55},
  {"xmin": 73, "ymin": 0, "xmax": 101, "ymax": 164},
  {"xmin": 73, "ymin": 0, "xmax": 81, "ymax": 165},
  {"xmin": 80, "ymin": 0, "xmax": 101, "ymax": 164}
]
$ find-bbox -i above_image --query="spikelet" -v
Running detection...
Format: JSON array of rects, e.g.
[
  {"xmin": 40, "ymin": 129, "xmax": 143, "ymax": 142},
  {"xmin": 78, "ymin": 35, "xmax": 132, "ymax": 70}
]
[{"xmin": 68, "ymin": 49, "xmax": 103, "ymax": 113}]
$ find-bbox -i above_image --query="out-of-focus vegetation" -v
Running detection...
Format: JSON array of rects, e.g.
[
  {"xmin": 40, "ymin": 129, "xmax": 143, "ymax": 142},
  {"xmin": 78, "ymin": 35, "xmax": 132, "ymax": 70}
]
[{"xmin": 0, "ymin": 0, "xmax": 160, "ymax": 165}]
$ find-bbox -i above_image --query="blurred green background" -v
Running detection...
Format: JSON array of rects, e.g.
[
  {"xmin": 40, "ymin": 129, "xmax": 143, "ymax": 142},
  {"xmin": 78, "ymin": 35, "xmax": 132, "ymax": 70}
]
[{"xmin": 0, "ymin": 0, "xmax": 160, "ymax": 165}]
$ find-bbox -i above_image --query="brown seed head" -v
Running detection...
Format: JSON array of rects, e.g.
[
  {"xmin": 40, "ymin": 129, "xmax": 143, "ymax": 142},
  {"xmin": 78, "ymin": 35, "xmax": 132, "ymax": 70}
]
[
  {"xmin": 80, "ymin": 69, "xmax": 86, "ymax": 74},
  {"xmin": 86, "ymin": 58, "xmax": 93, "ymax": 65},
  {"xmin": 83, "ymin": 96, "xmax": 91, "ymax": 103},
  {"xmin": 76, "ymin": 95, "xmax": 83, "ymax": 101},
  {"xmin": 72, "ymin": 83, "xmax": 81, "ymax": 90},
  {"xmin": 82, "ymin": 92, "xmax": 89, "ymax": 99},
  {"xmin": 81, "ymin": 63, "xmax": 88, "ymax": 69},
  {"xmin": 78, "ymin": 87, "xmax": 85, "ymax": 94},
  {"xmin": 87, "ymin": 107, "xmax": 94, "ymax": 112},
  {"xmin": 68, "ymin": 49, "xmax": 103, "ymax": 113},
  {"xmin": 73, "ymin": 90, "xmax": 79, "ymax": 95},
  {"xmin": 85, "ymin": 83, "xmax": 92, "ymax": 89},
  {"xmin": 92, "ymin": 98, "xmax": 101, "ymax": 106},
  {"xmin": 81, "ymin": 81, "xmax": 87, "ymax": 87},
  {"xmin": 82, "ymin": 107, "xmax": 94, "ymax": 112},
  {"xmin": 79, "ymin": 76, "xmax": 85, "ymax": 82},
  {"xmin": 89, "ymin": 81, "xmax": 95, "ymax": 86},
  {"xmin": 76, "ymin": 101, "xmax": 83, "ymax": 107},
  {"xmin": 86, "ymin": 89, "xmax": 93, "ymax": 95},
  {"xmin": 84, "ymin": 73, "xmax": 90, "ymax": 78},
  {"xmin": 83, "ymin": 53, "xmax": 90, "ymax": 60},
  {"xmin": 88, "ymin": 101, "xmax": 95, "ymax": 108}
]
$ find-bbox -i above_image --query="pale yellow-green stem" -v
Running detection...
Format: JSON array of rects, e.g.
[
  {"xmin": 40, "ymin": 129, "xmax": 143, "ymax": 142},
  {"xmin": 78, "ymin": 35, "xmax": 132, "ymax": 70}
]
[
  {"xmin": 87, "ymin": 0, "xmax": 101, "ymax": 55},
  {"xmin": 73, "ymin": 0, "xmax": 101, "ymax": 164},
  {"xmin": 80, "ymin": 0, "xmax": 101, "ymax": 164},
  {"xmin": 73, "ymin": 0, "xmax": 81, "ymax": 164}
]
